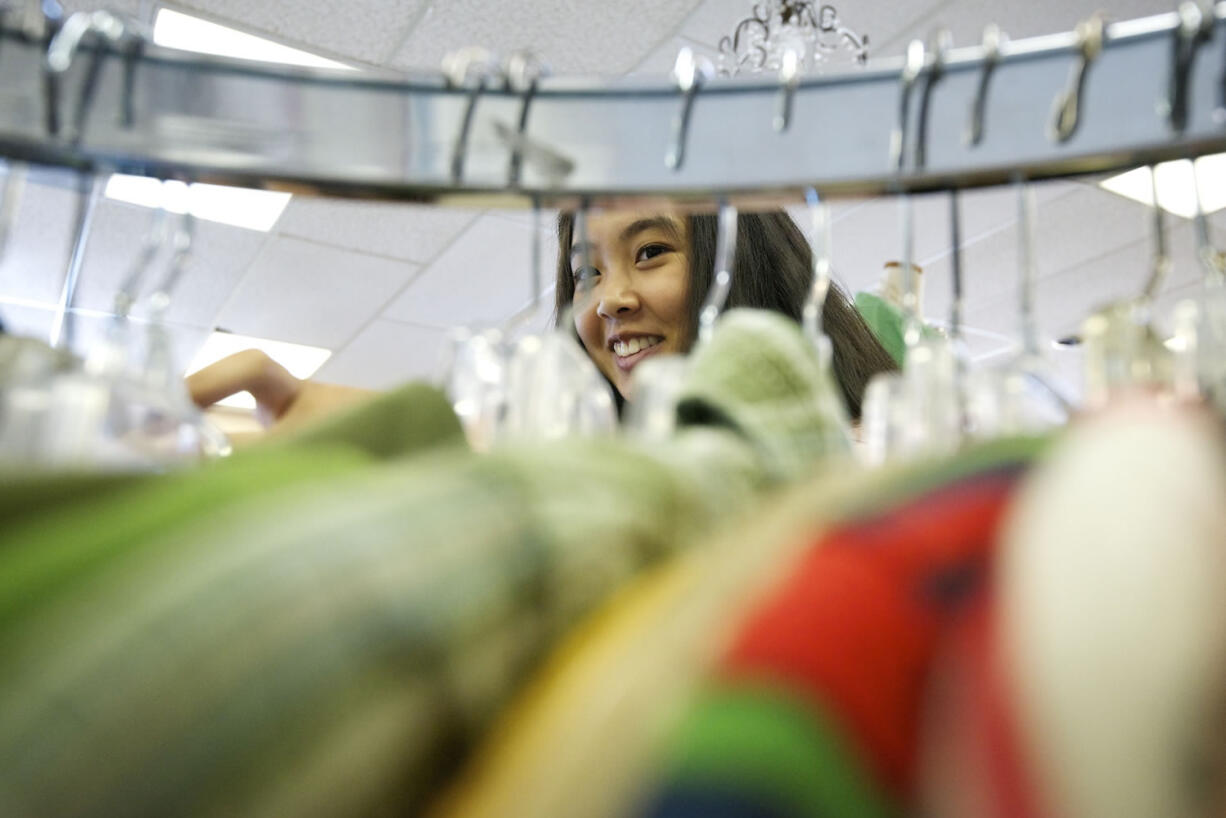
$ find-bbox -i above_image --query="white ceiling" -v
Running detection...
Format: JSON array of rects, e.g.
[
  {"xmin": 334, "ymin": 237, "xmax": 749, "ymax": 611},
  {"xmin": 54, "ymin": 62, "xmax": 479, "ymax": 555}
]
[{"xmin": 1, "ymin": 0, "xmax": 1212, "ymax": 404}]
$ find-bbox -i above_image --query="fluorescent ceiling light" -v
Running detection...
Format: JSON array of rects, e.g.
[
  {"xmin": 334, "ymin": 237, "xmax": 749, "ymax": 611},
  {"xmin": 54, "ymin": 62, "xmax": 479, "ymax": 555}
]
[
  {"xmin": 153, "ymin": 8, "xmax": 354, "ymax": 70},
  {"xmin": 186, "ymin": 330, "xmax": 332, "ymax": 410},
  {"xmin": 105, "ymin": 174, "xmax": 291, "ymax": 232},
  {"xmin": 1099, "ymin": 153, "xmax": 1226, "ymax": 218}
]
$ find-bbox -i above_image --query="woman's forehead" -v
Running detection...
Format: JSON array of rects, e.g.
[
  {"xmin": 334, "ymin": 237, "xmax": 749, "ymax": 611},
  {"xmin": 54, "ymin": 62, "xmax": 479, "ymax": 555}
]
[{"xmin": 571, "ymin": 209, "xmax": 685, "ymax": 250}]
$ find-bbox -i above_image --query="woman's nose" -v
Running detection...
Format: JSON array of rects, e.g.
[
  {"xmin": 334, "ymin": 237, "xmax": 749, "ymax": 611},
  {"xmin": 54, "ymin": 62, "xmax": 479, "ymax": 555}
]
[{"xmin": 596, "ymin": 276, "xmax": 640, "ymax": 319}]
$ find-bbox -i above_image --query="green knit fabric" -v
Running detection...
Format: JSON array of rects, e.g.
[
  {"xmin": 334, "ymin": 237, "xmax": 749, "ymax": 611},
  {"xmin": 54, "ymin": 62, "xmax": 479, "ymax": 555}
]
[
  {"xmin": 271, "ymin": 380, "xmax": 466, "ymax": 460},
  {"xmin": 0, "ymin": 386, "xmax": 765, "ymax": 817},
  {"xmin": 676, "ymin": 308, "xmax": 852, "ymax": 482},
  {"xmin": 0, "ymin": 310, "xmax": 861, "ymax": 817},
  {"xmin": 0, "ymin": 437, "xmax": 729, "ymax": 817},
  {"xmin": 656, "ymin": 682, "xmax": 897, "ymax": 818}
]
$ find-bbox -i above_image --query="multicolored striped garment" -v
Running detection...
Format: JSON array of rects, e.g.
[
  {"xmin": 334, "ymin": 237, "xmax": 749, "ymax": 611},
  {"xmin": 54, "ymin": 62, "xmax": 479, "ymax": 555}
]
[
  {"xmin": 425, "ymin": 437, "xmax": 1043, "ymax": 818},
  {"xmin": 638, "ymin": 436, "xmax": 1046, "ymax": 818}
]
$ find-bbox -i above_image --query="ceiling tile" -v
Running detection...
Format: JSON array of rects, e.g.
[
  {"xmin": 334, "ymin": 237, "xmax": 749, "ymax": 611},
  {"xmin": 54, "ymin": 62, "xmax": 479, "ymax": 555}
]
[
  {"xmin": 314, "ymin": 319, "xmax": 448, "ymax": 389},
  {"xmin": 384, "ymin": 214, "xmax": 550, "ymax": 329},
  {"xmin": 69, "ymin": 201, "xmax": 268, "ymax": 329},
  {"xmin": 955, "ymin": 324, "xmax": 1014, "ymax": 357},
  {"xmin": 964, "ymin": 219, "xmax": 1202, "ymax": 341},
  {"xmin": 511, "ymin": 290, "xmax": 559, "ymax": 338},
  {"xmin": 389, "ymin": 0, "xmax": 705, "ymax": 75},
  {"xmin": 920, "ymin": 185, "xmax": 1156, "ymax": 319},
  {"xmin": 58, "ymin": 0, "xmax": 145, "ymax": 18},
  {"xmin": 828, "ymin": 177, "xmax": 1081, "ymax": 298},
  {"xmin": 627, "ymin": 36, "xmax": 719, "ymax": 77},
  {"xmin": 877, "ymin": 0, "xmax": 1177, "ymax": 56},
  {"xmin": 0, "ymin": 179, "xmax": 82, "ymax": 305},
  {"xmin": 214, "ymin": 236, "xmax": 420, "ymax": 349},
  {"xmin": 172, "ymin": 0, "xmax": 425, "ymax": 65},
  {"xmin": 276, "ymin": 198, "xmax": 481, "ymax": 264},
  {"xmin": 484, "ymin": 206, "xmax": 561, "ymax": 232}
]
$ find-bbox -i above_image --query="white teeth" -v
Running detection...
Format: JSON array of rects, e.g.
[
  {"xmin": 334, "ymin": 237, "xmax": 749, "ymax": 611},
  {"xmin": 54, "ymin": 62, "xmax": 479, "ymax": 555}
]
[{"xmin": 613, "ymin": 336, "xmax": 662, "ymax": 357}]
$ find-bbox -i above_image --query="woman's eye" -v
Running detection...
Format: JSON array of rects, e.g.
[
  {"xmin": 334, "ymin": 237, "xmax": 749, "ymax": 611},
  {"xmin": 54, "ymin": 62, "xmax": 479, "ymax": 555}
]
[
  {"xmin": 636, "ymin": 244, "xmax": 670, "ymax": 263},
  {"xmin": 573, "ymin": 266, "xmax": 601, "ymax": 287}
]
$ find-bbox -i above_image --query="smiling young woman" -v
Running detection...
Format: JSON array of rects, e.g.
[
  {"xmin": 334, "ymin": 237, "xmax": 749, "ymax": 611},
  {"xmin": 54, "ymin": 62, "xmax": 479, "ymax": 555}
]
[
  {"xmin": 185, "ymin": 207, "xmax": 896, "ymax": 435},
  {"xmin": 555, "ymin": 208, "xmax": 897, "ymax": 419}
]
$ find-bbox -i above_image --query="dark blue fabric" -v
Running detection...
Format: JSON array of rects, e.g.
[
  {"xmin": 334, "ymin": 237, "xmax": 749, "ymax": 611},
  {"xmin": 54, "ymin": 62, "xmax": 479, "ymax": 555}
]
[{"xmin": 639, "ymin": 784, "xmax": 794, "ymax": 818}]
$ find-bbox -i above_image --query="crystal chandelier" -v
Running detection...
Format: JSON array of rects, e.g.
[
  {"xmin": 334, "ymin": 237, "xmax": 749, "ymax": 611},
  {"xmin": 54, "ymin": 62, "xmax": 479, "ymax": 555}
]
[{"xmin": 717, "ymin": 1, "xmax": 869, "ymax": 77}]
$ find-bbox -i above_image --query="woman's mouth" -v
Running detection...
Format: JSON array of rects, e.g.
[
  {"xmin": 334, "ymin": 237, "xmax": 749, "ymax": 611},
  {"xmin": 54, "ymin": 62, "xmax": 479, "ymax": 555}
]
[{"xmin": 611, "ymin": 335, "xmax": 664, "ymax": 373}]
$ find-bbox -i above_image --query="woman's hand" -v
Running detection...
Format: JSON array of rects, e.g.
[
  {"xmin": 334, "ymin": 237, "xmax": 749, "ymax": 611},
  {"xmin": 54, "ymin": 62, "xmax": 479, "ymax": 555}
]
[{"xmin": 186, "ymin": 349, "xmax": 373, "ymax": 434}]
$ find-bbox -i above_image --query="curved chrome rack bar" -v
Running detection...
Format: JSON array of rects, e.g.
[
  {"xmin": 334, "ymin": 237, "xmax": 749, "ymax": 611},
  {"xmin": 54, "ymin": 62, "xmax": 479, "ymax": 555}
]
[{"xmin": 0, "ymin": 6, "xmax": 1224, "ymax": 205}]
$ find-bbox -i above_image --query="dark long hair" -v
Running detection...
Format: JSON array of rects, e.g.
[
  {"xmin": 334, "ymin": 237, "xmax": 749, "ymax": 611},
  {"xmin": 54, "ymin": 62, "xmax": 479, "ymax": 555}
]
[{"xmin": 555, "ymin": 210, "xmax": 898, "ymax": 419}]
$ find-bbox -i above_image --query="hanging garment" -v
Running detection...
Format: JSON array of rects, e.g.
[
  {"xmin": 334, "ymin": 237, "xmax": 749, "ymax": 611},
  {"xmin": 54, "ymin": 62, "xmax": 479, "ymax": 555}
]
[
  {"xmin": 916, "ymin": 596, "xmax": 1044, "ymax": 818},
  {"xmin": 636, "ymin": 435, "xmax": 1042, "ymax": 818},
  {"xmin": 430, "ymin": 436, "xmax": 1044, "ymax": 818},
  {"xmin": 0, "ymin": 434, "xmax": 723, "ymax": 817},
  {"xmin": 854, "ymin": 291, "xmax": 942, "ymax": 368},
  {"xmin": 676, "ymin": 308, "xmax": 853, "ymax": 480},
  {"xmin": 0, "ymin": 379, "xmax": 466, "ymax": 535},
  {"xmin": 992, "ymin": 400, "xmax": 1226, "ymax": 818},
  {"xmin": 0, "ymin": 307, "xmax": 847, "ymax": 818}
]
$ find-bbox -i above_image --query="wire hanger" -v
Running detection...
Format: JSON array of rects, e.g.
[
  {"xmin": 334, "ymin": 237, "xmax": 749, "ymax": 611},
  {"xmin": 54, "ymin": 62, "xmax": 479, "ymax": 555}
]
[
  {"xmin": 1165, "ymin": 5, "xmax": 1226, "ymax": 409},
  {"xmin": 697, "ymin": 199, "xmax": 738, "ymax": 347},
  {"xmin": 1082, "ymin": 6, "xmax": 1220, "ymax": 409},
  {"xmin": 966, "ymin": 179, "xmax": 1072, "ymax": 438},
  {"xmin": 863, "ymin": 37, "xmax": 925, "ymax": 465},
  {"xmin": 799, "ymin": 187, "xmax": 854, "ymax": 455},
  {"xmin": 501, "ymin": 199, "xmax": 617, "ymax": 442},
  {"xmin": 1082, "ymin": 165, "xmax": 1173, "ymax": 408},
  {"xmin": 625, "ymin": 199, "xmax": 738, "ymax": 440},
  {"xmin": 1169, "ymin": 157, "xmax": 1226, "ymax": 408},
  {"xmin": 1, "ymin": 182, "xmax": 228, "ymax": 466},
  {"xmin": 864, "ymin": 31, "xmax": 963, "ymax": 464}
]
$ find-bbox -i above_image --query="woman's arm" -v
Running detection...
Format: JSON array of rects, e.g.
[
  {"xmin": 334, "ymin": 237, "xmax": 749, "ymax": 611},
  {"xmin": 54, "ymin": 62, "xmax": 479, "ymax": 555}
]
[{"xmin": 187, "ymin": 349, "xmax": 374, "ymax": 434}]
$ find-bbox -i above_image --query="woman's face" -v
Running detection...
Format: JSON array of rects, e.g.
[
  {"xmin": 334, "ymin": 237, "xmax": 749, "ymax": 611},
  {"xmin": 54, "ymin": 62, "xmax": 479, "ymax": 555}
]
[{"xmin": 569, "ymin": 210, "xmax": 691, "ymax": 398}]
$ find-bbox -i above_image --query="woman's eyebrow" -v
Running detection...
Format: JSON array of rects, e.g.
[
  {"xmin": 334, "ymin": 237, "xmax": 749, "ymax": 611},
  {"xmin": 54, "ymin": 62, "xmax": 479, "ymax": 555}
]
[
  {"xmin": 570, "ymin": 240, "xmax": 596, "ymax": 258},
  {"xmin": 618, "ymin": 216, "xmax": 681, "ymax": 245}
]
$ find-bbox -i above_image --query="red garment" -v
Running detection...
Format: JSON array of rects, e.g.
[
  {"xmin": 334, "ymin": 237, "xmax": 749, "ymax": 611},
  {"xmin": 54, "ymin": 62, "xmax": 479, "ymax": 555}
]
[
  {"xmin": 720, "ymin": 467, "xmax": 1023, "ymax": 799},
  {"xmin": 920, "ymin": 599, "xmax": 1047, "ymax": 818}
]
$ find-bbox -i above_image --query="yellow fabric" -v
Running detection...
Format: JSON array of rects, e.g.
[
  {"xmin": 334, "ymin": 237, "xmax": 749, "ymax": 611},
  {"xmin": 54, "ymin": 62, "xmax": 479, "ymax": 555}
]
[
  {"xmin": 429, "ymin": 454, "xmax": 887, "ymax": 818},
  {"xmin": 431, "ymin": 555, "xmax": 700, "ymax": 818}
]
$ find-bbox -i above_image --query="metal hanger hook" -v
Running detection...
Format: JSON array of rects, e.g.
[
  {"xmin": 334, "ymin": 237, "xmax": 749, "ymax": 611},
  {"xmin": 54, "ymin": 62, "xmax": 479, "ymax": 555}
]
[
  {"xmin": 889, "ymin": 38, "xmax": 926, "ymax": 174},
  {"xmin": 948, "ymin": 187, "xmax": 965, "ymax": 345},
  {"xmin": 112, "ymin": 205, "xmax": 169, "ymax": 321},
  {"xmin": 803, "ymin": 187, "xmax": 833, "ymax": 343},
  {"xmin": 1188, "ymin": 155, "xmax": 1226, "ymax": 283},
  {"xmin": 697, "ymin": 199, "xmax": 738, "ymax": 345},
  {"xmin": 914, "ymin": 28, "xmax": 953, "ymax": 170},
  {"xmin": 44, "ymin": 10, "xmax": 141, "ymax": 140},
  {"xmin": 774, "ymin": 46, "xmax": 802, "ymax": 132},
  {"xmin": 1049, "ymin": 13, "xmax": 1105, "ymax": 143},
  {"xmin": 443, "ymin": 47, "xmax": 501, "ymax": 184},
  {"xmin": 1166, "ymin": 1, "xmax": 1213, "ymax": 133},
  {"xmin": 666, "ymin": 47, "xmax": 714, "ymax": 170},
  {"xmin": 503, "ymin": 50, "xmax": 549, "ymax": 187},
  {"xmin": 148, "ymin": 208, "xmax": 195, "ymax": 319},
  {"xmin": 1143, "ymin": 165, "xmax": 1172, "ymax": 304},
  {"xmin": 966, "ymin": 24, "xmax": 1004, "ymax": 146}
]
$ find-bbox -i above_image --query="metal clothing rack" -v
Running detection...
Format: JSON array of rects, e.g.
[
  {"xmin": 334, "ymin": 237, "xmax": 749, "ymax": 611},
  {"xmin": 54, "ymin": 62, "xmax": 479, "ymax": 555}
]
[{"xmin": 0, "ymin": 6, "xmax": 1224, "ymax": 205}]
